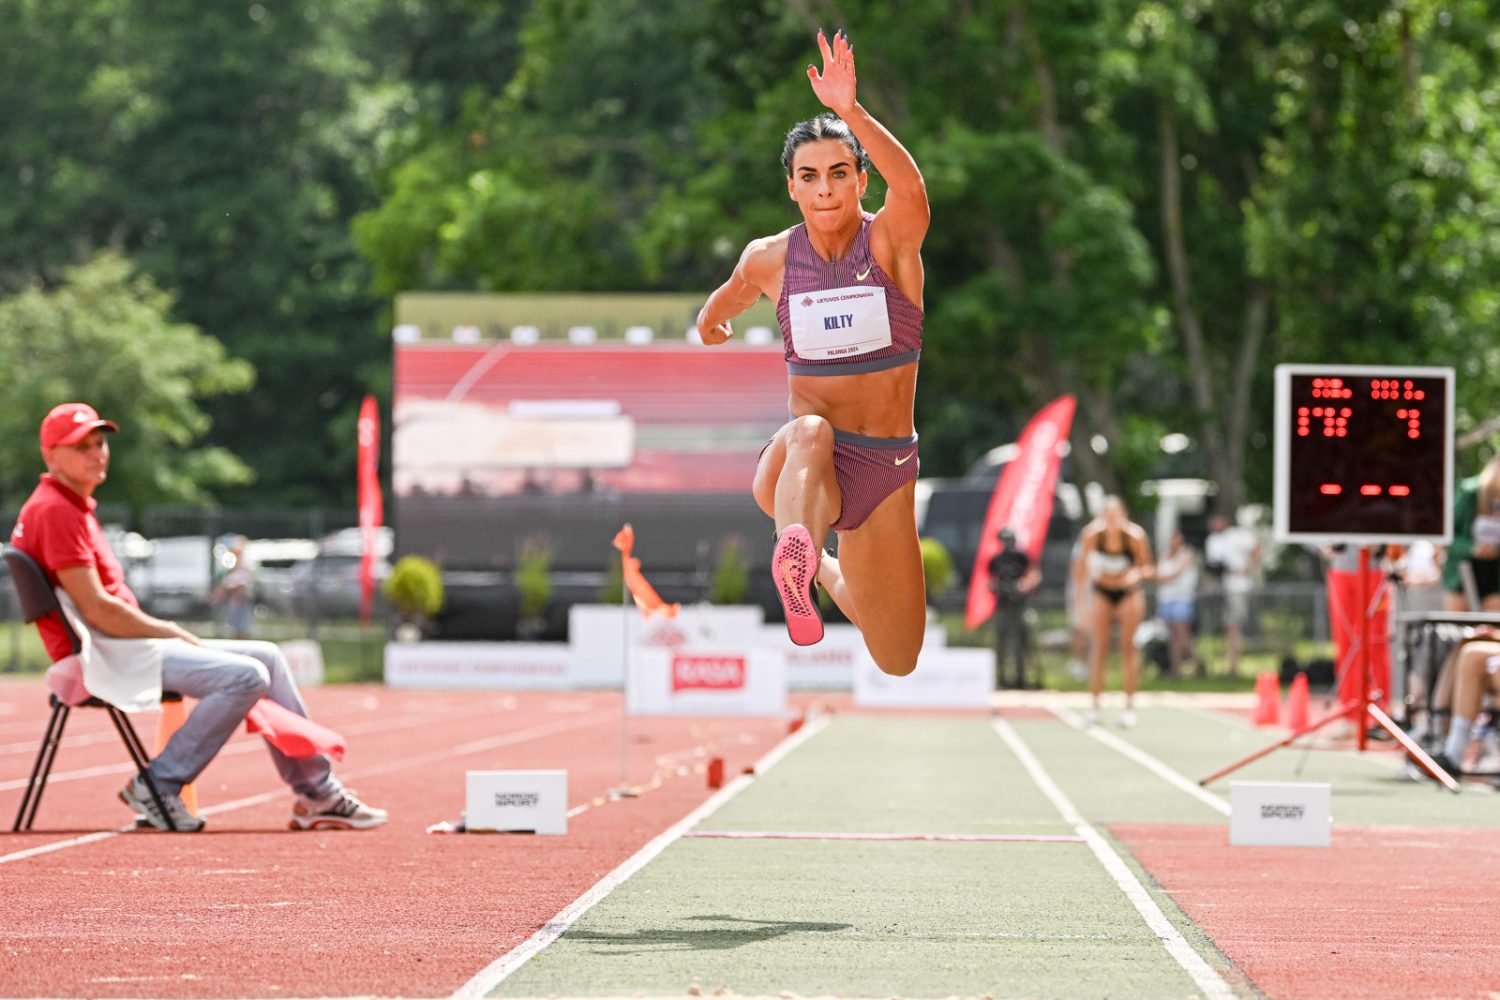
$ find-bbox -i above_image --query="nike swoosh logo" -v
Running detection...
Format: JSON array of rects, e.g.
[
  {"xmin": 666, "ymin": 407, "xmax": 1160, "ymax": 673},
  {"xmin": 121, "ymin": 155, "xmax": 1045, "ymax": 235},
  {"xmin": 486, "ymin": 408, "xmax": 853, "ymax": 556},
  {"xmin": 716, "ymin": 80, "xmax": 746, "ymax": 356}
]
[
  {"xmin": 894, "ymin": 452, "xmax": 915, "ymax": 466},
  {"xmin": 855, "ymin": 266, "xmax": 872, "ymax": 281}
]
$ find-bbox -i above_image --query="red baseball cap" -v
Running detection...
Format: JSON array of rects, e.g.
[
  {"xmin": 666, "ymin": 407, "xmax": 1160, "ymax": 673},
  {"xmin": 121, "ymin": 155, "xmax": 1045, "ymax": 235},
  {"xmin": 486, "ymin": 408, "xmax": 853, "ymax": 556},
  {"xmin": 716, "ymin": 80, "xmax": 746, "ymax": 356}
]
[{"xmin": 39, "ymin": 403, "xmax": 120, "ymax": 451}]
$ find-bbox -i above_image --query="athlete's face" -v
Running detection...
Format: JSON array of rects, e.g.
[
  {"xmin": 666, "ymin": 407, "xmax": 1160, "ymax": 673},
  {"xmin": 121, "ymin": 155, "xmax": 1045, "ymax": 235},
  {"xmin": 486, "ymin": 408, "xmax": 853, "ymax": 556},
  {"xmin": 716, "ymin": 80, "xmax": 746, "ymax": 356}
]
[
  {"xmin": 787, "ymin": 139, "xmax": 867, "ymax": 230},
  {"xmin": 45, "ymin": 429, "xmax": 110, "ymax": 496}
]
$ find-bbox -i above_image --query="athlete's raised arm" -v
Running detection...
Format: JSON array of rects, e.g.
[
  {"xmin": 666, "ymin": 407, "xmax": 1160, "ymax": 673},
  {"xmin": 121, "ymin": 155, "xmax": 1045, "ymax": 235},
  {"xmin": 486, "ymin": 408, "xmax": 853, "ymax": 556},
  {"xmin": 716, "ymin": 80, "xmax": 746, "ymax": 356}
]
[{"xmin": 807, "ymin": 29, "xmax": 929, "ymax": 248}]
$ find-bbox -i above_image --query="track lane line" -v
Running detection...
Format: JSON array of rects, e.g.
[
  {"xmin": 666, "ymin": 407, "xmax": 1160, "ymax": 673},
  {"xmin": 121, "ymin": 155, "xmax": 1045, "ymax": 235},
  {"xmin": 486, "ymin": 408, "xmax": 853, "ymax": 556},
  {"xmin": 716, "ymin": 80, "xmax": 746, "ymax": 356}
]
[
  {"xmin": 451, "ymin": 713, "xmax": 832, "ymax": 998},
  {"xmin": 1046, "ymin": 706, "xmax": 1231, "ymax": 816},
  {"xmin": 0, "ymin": 710, "xmax": 619, "ymax": 866},
  {"xmin": 992, "ymin": 717, "xmax": 1236, "ymax": 1000}
]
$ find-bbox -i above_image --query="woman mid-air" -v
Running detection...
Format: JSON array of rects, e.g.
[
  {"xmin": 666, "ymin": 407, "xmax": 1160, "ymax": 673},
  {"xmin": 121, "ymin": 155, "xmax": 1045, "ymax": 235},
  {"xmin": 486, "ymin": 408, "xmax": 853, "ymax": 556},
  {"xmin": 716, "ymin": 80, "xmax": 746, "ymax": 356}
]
[{"xmin": 696, "ymin": 29, "xmax": 929, "ymax": 675}]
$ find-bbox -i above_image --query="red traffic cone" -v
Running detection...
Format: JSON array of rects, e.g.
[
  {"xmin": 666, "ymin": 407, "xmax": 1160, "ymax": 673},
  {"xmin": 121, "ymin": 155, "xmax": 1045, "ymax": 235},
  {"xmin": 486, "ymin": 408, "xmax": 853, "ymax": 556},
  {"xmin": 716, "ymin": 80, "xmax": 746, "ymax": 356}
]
[
  {"xmin": 706, "ymin": 756, "xmax": 725, "ymax": 790},
  {"xmin": 1252, "ymin": 672, "xmax": 1280, "ymax": 727},
  {"xmin": 1283, "ymin": 673, "xmax": 1310, "ymax": 731}
]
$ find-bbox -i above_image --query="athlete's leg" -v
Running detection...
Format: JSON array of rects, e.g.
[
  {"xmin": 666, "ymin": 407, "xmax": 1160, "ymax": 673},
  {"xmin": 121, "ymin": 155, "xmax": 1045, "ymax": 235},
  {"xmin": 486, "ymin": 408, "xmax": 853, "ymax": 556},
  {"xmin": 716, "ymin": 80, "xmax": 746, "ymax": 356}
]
[
  {"xmin": 815, "ymin": 552, "xmax": 860, "ymax": 628},
  {"xmin": 834, "ymin": 481, "xmax": 925, "ymax": 675},
  {"xmin": 1118, "ymin": 591, "xmax": 1146, "ymax": 709},
  {"xmin": 753, "ymin": 415, "xmax": 840, "ymax": 548},
  {"xmin": 1089, "ymin": 593, "xmax": 1114, "ymax": 712}
]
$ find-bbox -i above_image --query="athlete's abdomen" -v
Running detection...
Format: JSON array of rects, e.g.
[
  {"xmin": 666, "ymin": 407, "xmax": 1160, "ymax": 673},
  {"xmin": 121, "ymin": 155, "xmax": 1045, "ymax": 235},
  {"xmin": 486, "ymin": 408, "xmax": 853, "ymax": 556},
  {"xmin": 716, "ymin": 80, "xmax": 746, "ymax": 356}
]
[{"xmin": 788, "ymin": 363, "xmax": 917, "ymax": 438}]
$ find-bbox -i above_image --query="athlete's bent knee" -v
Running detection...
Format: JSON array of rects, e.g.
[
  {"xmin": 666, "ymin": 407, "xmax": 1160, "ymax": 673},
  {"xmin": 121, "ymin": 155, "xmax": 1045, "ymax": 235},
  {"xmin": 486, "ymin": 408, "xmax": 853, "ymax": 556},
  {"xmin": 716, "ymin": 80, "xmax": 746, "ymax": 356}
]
[{"xmin": 785, "ymin": 415, "xmax": 833, "ymax": 455}]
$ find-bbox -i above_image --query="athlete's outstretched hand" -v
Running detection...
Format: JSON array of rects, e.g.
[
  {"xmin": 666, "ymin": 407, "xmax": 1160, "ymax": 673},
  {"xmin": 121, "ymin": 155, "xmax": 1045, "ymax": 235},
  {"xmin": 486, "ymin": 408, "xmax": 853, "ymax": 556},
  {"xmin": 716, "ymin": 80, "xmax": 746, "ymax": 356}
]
[{"xmin": 808, "ymin": 29, "xmax": 856, "ymax": 116}]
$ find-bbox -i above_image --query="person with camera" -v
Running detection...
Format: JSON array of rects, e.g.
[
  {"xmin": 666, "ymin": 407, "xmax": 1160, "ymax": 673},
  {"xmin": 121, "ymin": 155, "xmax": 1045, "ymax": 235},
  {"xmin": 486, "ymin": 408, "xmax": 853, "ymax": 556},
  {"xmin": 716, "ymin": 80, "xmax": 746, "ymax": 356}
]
[{"xmin": 988, "ymin": 527, "xmax": 1041, "ymax": 689}]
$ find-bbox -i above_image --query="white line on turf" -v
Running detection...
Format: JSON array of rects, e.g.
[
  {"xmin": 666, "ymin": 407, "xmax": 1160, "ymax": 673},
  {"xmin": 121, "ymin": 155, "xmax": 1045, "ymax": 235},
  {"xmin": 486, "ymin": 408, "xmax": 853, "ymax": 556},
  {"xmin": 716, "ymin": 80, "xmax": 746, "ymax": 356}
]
[
  {"xmin": 451, "ymin": 713, "xmax": 833, "ymax": 999},
  {"xmin": 0, "ymin": 711, "xmax": 617, "ymax": 866},
  {"xmin": 992, "ymin": 717, "xmax": 1236, "ymax": 1000},
  {"xmin": 1048, "ymin": 706, "xmax": 1231, "ymax": 816},
  {"xmin": 1190, "ymin": 704, "xmax": 1404, "ymax": 775}
]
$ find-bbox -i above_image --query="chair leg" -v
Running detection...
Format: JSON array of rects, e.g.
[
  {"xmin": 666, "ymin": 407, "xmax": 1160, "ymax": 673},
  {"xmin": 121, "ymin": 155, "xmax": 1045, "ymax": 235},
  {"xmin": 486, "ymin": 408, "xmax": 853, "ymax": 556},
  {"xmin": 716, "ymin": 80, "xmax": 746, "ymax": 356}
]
[
  {"xmin": 106, "ymin": 708, "xmax": 177, "ymax": 833},
  {"xmin": 13, "ymin": 702, "xmax": 68, "ymax": 833}
]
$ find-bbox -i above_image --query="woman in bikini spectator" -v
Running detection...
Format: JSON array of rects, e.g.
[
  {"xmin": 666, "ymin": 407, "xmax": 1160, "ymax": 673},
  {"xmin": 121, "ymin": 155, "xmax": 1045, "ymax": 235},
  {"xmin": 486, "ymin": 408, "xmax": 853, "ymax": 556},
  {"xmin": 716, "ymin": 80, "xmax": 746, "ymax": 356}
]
[{"xmin": 1079, "ymin": 496, "xmax": 1154, "ymax": 727}]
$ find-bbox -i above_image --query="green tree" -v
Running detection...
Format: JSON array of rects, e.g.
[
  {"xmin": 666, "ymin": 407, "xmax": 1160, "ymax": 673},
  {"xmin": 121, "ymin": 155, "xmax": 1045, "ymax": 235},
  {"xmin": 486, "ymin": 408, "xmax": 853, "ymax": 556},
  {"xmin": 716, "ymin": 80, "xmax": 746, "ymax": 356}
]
[{"xmin": 0, "ymin": 253, "xmax": 254, "ymax": 507}]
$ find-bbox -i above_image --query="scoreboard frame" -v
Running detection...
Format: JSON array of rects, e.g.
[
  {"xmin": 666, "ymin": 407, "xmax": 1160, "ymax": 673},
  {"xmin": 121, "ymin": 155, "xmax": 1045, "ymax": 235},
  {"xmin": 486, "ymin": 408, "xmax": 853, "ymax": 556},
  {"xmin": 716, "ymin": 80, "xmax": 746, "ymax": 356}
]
[{"xmin": 1272, "ymin": 363, "xmax": 1454, "ymax": 546}]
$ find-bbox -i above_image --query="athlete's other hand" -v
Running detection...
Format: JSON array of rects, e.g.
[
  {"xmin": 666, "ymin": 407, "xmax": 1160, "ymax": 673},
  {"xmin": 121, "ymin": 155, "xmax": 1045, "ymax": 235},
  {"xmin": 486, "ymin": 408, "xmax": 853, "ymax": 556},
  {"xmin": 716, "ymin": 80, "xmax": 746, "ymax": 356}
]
[
  {"xmin": 698, "ymin": 319, "xmax": 733, "ymax": 346},
  {"xmin": 808, "ymin": 29, "xmax": 856, "ymax": 115}
]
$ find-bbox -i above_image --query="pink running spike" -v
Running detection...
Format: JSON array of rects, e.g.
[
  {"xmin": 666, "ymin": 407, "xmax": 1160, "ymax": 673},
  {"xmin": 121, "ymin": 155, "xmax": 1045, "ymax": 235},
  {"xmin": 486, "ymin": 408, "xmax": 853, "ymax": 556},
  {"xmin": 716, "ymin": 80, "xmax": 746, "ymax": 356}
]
[{"xmin": 773, "ymin": 524, "xmax": 823, "ymax": 646}]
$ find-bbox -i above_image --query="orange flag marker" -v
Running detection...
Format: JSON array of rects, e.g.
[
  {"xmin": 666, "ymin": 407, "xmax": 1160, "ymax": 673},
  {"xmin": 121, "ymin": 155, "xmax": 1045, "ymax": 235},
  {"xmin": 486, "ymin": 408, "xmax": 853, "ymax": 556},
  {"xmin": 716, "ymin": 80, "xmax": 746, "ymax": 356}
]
[
  {"xmin": 152, "ymin": 700, "xmax": 198, "ymax": 816},
  {"xmin": 612, "ymin": 524, "xmax": 680, "ymax": 619}
]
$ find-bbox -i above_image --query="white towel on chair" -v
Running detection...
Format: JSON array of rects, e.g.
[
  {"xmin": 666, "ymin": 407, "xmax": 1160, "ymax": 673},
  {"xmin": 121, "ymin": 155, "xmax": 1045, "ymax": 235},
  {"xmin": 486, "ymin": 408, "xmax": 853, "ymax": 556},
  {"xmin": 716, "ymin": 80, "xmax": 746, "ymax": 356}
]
[{"xmin": 55, "ymin": 590, "xmax": 163, "ymax": 713}]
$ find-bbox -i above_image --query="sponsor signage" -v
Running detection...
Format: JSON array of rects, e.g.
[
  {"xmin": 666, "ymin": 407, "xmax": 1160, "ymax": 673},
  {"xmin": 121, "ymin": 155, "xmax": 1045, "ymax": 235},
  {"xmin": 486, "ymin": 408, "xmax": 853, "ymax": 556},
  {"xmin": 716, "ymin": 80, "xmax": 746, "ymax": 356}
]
[
  {"xmin": 280, "ymin": 639, "xmax": 325, "ymax": 687},
  {"xmin": 627, "ymin": 647, "xmax": 786, "ymax": 716},
  {"xmin": 569, "ymin": 605, "xmax": 766, "ymax": 686},
  {"xmin": 465, "ymin": 770, "xmax": 568, "ymax": 834},
  {"xmin": 384, "ymin": 642, "xmax": 575, "ymax": 690},
  {"xmin": 777, "ymin": 624, "xmax": 948, "ymax": 690},
  {"xmin": 853, "ymin": 647, "xmax": 994, "ymax": 710},
  {"xmin": 671, "ymin": 654, "xmax": 746, "ymax": 692},
  {"xmin": 1229, "ymin": 781, "xmax": 1331, "ymax": 847}
]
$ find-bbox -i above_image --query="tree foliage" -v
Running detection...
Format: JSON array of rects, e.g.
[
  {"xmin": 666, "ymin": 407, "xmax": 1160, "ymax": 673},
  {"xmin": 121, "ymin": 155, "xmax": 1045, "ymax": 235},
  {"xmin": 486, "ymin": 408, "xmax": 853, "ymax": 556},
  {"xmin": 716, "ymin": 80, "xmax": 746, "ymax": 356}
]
[{"xmin": 0, "ymin": 254, "xmax": 254, "ymax": 507}]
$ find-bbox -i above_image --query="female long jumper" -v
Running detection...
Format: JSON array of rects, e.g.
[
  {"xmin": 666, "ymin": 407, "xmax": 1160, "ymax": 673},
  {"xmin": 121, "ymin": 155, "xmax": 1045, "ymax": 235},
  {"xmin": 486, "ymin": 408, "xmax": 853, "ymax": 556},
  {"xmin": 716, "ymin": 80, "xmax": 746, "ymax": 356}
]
[{"xmin": 696, "ymin": 30, "xmax": 930, "ymax": 676}]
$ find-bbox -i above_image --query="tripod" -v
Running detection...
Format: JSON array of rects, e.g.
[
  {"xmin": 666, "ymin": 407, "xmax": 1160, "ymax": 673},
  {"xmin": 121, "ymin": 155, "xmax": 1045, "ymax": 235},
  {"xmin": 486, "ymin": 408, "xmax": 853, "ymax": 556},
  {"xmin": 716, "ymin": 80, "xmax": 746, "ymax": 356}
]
[{"xmin": 1201, "ymin": 547, "xmax": 1459, "ymax": 792}]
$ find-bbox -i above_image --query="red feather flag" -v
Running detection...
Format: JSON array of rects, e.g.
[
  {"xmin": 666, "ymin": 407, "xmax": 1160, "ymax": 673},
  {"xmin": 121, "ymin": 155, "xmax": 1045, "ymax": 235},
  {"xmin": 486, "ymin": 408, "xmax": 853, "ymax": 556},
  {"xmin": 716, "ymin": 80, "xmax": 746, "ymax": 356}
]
[
  {"xmin": 357, "ymin": 395, "xmax": 383, "ymax": 625},
  {"xmin": 964, "ymin": 395, "xmax": 1076, "ymax": 629}
]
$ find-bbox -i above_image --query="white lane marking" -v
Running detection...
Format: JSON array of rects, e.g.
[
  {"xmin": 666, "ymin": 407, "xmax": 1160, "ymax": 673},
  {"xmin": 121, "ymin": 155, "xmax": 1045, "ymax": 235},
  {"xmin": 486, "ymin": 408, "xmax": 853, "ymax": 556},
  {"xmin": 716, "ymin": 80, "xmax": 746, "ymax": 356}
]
[
  {"xmin": 0, "ymin": 711, "xmax": 617, "ymax": 866},
  {"xmin": 992, "ymin": 717, "xmax": 1236, "ymax": 1000},
  {"xmin": 451, "ymin": 714, "xmax": 832, "ymax": 998},
  {"xmin": 1049, "ymin": 707, "xmax": 1231, "ymax": 816}
]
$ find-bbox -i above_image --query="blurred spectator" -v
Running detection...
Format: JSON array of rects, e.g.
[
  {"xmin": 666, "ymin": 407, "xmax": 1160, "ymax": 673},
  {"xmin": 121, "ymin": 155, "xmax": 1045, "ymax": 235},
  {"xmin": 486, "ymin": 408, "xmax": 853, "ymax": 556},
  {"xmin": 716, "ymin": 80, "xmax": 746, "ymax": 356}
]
[
  {"xmin": 211, "ymin": 535, "xmax": 255, "ymax": 639},
  {"xmin": 1408, "ymin": 627, "xmax": 1500, "ymax": 781},
  {"xmin": 1079, "ymin": 496, "xmax": 1153, "ymax": 728},
  {"xmin": 1154, "ymin": 529, "xmax": 1200, "ymax": 677},
  {"xmin": 1441, "ymin": 452, "xmax": 1500, "ymax": 612},
  {"xmin": 1065, "ymin": 537, "xmax": 1091, "ymax": 681},
  {"xmin": 988, "ymin": 527, "xmax": 1041, "ymax": 689},
  {"xmin": 1204, "ymin": 512, "xmax": 1260, "ymax": 675}
]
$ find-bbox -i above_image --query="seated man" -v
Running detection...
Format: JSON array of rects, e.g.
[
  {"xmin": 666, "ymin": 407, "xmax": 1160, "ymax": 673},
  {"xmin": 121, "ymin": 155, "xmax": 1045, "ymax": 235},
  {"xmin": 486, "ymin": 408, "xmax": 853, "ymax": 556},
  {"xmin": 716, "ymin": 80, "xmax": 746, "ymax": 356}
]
[
  {"xmin": 11, "ymin": 402, "xmax": 386, "ymax": 832},
  {"xmin": 1412, "ymin": 625, "xmax": 1500, "ymax": 780}
]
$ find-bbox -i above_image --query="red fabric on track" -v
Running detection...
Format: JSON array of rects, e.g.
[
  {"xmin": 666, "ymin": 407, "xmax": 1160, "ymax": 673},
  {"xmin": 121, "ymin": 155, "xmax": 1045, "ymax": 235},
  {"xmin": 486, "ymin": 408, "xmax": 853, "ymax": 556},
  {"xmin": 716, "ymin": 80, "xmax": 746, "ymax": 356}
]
[
  {"xmin": 1113, "ymin": 823, "xmax": 1500, "ymax": 1000},
  {"xmin": 0, "ymin": 682, "xmax": 829, "ymax": 997}
]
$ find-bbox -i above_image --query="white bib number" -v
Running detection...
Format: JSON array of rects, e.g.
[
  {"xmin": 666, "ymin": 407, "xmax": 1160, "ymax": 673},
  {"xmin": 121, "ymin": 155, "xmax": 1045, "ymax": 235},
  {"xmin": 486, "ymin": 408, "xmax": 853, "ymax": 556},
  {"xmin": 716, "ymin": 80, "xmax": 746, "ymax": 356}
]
[{"xmin": 789, "ymin": 285, "xmax": 892, "ymax": 361}]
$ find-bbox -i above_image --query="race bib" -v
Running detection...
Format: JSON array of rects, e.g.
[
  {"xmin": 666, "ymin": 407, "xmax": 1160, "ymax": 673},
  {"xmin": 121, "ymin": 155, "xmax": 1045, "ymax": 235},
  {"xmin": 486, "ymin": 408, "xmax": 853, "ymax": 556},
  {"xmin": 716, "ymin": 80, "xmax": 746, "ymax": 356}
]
[{"xmin": 789, "ymin": 285, "xmax": 893, "ymax": 361}]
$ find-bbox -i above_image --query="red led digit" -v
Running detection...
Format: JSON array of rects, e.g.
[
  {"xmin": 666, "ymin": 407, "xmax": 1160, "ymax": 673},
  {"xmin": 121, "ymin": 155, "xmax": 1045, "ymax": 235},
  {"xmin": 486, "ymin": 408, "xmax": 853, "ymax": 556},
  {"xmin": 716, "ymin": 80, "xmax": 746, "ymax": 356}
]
[{"xmin": 1389, "ymin": 485, "xmax": 1410, "ymax": 497}]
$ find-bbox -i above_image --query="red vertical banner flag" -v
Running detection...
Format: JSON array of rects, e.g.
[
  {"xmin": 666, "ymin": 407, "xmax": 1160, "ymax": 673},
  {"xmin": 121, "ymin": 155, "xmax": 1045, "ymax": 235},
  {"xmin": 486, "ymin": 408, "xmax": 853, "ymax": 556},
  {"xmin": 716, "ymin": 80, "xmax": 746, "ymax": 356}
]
[
  {"xmin": 357, "ymin": 395, "xmax": 383, "ymax": 625},
  {"xmin": 964, "ymin": 395, "xmax": 1076, "ymax": 629}
]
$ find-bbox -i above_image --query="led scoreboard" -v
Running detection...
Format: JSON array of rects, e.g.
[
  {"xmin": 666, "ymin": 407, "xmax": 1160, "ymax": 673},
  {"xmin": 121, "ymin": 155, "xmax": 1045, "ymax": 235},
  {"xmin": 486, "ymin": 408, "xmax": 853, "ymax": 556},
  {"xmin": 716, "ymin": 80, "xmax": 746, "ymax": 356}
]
[{"xmin": 1273, "ymin": 364, "xmax": 1453, "ymax": 544}]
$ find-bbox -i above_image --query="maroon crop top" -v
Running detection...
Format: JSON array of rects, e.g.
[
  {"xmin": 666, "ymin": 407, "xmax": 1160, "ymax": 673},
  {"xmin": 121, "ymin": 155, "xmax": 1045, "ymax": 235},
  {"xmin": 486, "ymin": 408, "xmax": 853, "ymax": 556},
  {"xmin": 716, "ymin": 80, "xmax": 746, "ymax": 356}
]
[{"xmin": 776, "ymin": 212, "xmax": 923, "ymax": 376}]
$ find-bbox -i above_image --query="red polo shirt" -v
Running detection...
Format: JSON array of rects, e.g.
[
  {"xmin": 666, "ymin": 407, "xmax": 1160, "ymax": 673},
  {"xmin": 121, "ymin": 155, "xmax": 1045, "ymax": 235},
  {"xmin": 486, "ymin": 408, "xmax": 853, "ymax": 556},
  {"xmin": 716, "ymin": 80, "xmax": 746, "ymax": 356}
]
[{"xmin": 10, "ymin": 474, "xmax": 139, "ymax": 663}]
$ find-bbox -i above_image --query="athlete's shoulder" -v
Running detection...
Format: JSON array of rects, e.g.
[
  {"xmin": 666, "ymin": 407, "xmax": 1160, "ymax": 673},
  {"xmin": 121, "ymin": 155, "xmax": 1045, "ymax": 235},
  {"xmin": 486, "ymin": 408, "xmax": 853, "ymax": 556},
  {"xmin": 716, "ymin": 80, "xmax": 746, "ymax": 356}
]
[{"xmin": 738, "ymin": 229, "xmax": 793, "ymax": 283}]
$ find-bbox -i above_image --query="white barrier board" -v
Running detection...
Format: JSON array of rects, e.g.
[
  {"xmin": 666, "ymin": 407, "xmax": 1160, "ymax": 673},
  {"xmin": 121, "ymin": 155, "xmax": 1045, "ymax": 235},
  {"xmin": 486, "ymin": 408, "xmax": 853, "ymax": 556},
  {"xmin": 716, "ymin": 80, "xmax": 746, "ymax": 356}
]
[
  {"xmin": 280, "ymin": 639, "xmax": 325, "ymax": 687},
  {"xmin": 625, "ymin": 647, "xmax": 787, "ymax": 716},
  {"xmin": 853, "ymin": 646, "xmax": 994, "ymax": 710},
  {"xmin": 384, "ymin": 642, "xmax": 575, "ymax": 689},
  {"xmin": 1229, "ymin": 781, "xmax": 1331, "ymax": 847},
  {"xmin": 570, "ymin": 605, "xmax": 766, "ymax": 686},
  {"xmin": 466, "ymin": 770, "xmax": 568, "ymax": 834},
  {"xmin": 776, "ymin": 623, "xmax": 947, "ymax": 690}
]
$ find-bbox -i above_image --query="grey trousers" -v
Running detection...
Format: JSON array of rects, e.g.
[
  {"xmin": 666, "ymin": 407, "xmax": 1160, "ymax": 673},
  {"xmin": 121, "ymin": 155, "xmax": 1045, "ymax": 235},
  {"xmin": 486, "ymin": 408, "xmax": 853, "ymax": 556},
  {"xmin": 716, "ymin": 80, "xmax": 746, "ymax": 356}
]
[{"xmin": 147, "ymin": 639, "xmax": 338, "ymax": 800}]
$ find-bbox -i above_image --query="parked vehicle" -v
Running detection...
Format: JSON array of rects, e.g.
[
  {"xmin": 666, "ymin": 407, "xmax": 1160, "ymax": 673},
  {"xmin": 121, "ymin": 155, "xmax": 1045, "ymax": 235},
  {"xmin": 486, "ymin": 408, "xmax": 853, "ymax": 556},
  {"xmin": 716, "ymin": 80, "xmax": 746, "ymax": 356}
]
[
  {"xmin": 131, "ymin": 535, "xmax": 215, "ymax": 619},
  {"xmin": 280, "ymin": 527, "xmax": 393, "ymax": 619}
]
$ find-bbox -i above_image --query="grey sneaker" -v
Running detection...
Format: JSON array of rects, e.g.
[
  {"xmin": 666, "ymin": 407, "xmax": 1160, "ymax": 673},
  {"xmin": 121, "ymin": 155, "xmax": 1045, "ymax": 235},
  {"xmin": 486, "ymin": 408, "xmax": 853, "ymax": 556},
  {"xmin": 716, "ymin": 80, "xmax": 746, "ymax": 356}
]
[
  {"xmin": 290, "ymin": 788, "xmax": 388, "ymax": 831},
  {"xmin": 119, "ymin": 773, "xmax": 205, "ymax": 832}
]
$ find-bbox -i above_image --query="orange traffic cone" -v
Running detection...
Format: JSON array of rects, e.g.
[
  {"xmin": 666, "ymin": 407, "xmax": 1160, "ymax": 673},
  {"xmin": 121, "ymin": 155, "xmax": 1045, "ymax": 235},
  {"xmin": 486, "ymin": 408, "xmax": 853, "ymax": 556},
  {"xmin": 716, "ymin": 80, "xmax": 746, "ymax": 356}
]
[
  {"xmin": 152, "ymin": 699, "xmax": 198, "ymax": 815},
  {"xmin": 1283, "ymin": 673, "xmax": 1310, "ymax": 732},
  {"xmin": 1252, "ymin": 671, "xmax": 1280, "ymax": 727},
  {"xmin": 705, "ymin": 756, "xmax": 725, "ymax": 790}
]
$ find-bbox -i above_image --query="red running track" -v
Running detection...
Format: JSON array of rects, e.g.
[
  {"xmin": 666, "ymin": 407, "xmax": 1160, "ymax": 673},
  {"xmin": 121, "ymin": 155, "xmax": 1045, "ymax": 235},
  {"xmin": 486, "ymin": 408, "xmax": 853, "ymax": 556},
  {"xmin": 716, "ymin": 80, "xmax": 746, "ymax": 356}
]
[
  {"xmin": 1114, "ymin": 823, "xmax": 1500, "ymax": 1000},
  {"xmin": 0, "ymin": 682, "xmax": 827, "ymax": 998}
]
